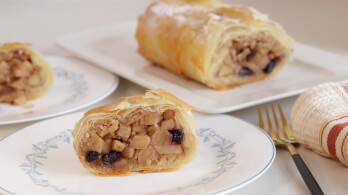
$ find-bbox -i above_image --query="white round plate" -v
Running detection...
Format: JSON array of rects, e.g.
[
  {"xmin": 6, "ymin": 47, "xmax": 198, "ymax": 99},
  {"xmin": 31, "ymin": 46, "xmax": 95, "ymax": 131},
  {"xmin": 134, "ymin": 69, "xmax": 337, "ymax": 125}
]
[
  {"xmin": 0, "ymin": 112, "xmax": 275, "ymax": 195},
  {"xmin": 0, "ymin": 56, "xmax": 118, "ymax": 125},
  {"xmin": 57, "ymin": 21, "xmax": 348, "ymax": 113}
]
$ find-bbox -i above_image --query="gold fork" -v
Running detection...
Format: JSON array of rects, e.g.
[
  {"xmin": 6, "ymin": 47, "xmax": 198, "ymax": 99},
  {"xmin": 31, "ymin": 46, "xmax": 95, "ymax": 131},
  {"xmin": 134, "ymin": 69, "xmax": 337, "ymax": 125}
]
[{"xmin": 258, "ymin": 104, "xmax": 323, "ymax": 195}]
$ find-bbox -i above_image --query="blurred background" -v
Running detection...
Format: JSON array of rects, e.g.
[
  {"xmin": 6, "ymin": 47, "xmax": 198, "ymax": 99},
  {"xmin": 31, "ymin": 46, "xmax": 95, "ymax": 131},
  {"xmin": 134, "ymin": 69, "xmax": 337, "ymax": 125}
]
[{"xmin": 1, "ymin": 0, "xmax": 348, "ymax": 58}]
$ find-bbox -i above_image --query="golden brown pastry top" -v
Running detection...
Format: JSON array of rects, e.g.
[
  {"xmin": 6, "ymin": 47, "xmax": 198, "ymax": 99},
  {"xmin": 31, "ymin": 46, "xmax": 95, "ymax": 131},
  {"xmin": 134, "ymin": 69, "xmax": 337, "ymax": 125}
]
[
  {"xmin": 139, "ymin": 0, "xmax": 283, "ymax": 32},
  {"xmin": 85, "ymin": 89, "xmax": 193, "ymax": 116},
  {"xmin": 136, "ymin": 0, "xmax": 293, "ymax": 89}
]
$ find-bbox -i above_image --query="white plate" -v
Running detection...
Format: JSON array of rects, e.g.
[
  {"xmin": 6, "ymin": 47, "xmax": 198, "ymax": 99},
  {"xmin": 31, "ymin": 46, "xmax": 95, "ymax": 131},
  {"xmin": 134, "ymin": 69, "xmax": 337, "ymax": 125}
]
[
  {"xmin": 0, "ymin": 112, "xmax": 274, "ymax": 195},
  {"xmin": 57, "ymin": 21, "xmax": 348, "ymax": 113},
  {"xmin": 0, "ymin": 56, "xmax": 118, "ymax": 125}
]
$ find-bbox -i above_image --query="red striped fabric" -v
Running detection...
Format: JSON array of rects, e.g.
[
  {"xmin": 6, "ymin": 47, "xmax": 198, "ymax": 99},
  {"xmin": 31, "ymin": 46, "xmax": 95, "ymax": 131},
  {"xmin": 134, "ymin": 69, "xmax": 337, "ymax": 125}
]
[
  {"xmin": 327, "ymin": 122, "xmax": 348, "ymax": 162},
  {"xmin": 321, "ymin": 115, "xmax": 348, "ymax": 147}
]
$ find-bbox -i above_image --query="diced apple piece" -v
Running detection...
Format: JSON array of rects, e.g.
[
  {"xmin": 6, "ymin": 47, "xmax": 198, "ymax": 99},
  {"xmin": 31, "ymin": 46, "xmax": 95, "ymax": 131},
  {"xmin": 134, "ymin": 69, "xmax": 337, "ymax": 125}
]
[
  {"xmin": 137, "ymin": 145, "xmax": 160, "ymax": 165},
  {"xmin": 117, "ymin": 124, "xmax": 131, "ymax": 139},
  {"xmin": 101, "ymin": 139, "xmax": 112, "ymax": 154},
  {"xmin": 130, "ymin": 135, "xmax": 150, "ymax": 149},
  {"xmin": 154, "ymin": 145, "xmax": 183, "ymax": 154},
  {"xmin": 0, "ymin": 52, "xmax": 12, "ymax": 61},
  {"xmin": 0, "ymin": 61, "xmax": 10, "ymax": 73},
  {"xmin": 161, "ymin": 119, "xmax": 175, "ymax": 131},
  {"xmin": 151, "ymin": 130, "xmax": 167, "ymax": 145},
  {"xmin": 122, "ymin": 147, "xmax": 135, "ymax": 158},
  {"xmin": 111, "ymin": 140, "xmax": 125, "ymax": 152},
  {"xmin": 10, "ymin": 78, "xmax": 26, "ymax": 89},
  {"xmin": 132, "ymin": 123, "xmax": 146, "ymax": 133},
  {"xmin": 163, "ymin": 110, "xmax": 174, "ymax": 120},
  {"xmin": 108, "ymin": 120, "xmax": 119, "ymax": 135},
  {"xmin": 103, "ymin": 134, "xmax": 114, "ymax": 139},
  {"xmin": 147, "ymin": 125, "xmax": 160, "ymax": 136},
  {"xmin": 13, "ymin": 61, "xmax": 32, "ymax": 77},
  {"xmin": 99, "ymin": 127, "xmax": 109, "ymax": 137},
  {"xmin": 89, "ymin": 135, "xmax": 105, "ymax": 153},
  {"xmin": 163, "ymin": 132, "xmax": 173, "ymax": 145},
  {"xmin": 144, "ymin": 112, "xmax": 163, "ymax": 125}
]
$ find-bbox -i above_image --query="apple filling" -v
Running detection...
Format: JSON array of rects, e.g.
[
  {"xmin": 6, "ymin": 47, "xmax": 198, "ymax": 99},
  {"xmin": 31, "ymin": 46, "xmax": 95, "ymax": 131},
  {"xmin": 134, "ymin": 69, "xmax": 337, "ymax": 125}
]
[
  {"xmin": 0, "ymin": 50, "xmax": 43, "ymax": 104},
  {"xmin": 81, "ymin": 109, "xmax": 185, "ymax": 171},
  {"xmin": 215, "ymin": 34, "xmax": 286, "ymax": 84}
]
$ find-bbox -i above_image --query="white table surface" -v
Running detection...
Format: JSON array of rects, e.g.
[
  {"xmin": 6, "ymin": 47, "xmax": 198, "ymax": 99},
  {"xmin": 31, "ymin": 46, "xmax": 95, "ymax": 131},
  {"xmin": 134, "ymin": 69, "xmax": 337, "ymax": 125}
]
[{"xmin": 1, "ymin": 0, "xmax": 348, "ymax": 194}]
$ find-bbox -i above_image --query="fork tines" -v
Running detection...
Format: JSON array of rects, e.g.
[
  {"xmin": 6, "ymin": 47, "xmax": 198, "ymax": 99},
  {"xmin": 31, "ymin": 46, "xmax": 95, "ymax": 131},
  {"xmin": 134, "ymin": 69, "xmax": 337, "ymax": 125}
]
[
  {"xmin": 258, "ymin": 104, "xmax": 296, "ymax": 144},
  {"xmin": 258, "ymin": 104, "xmax": 324, "ymax": 194}
]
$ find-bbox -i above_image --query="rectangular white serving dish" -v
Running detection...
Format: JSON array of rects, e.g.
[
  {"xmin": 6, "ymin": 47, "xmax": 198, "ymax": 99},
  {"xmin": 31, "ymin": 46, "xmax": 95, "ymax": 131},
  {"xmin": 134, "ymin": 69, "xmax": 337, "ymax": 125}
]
[{"xmin": 56, "ymin": 21, "xmax": 348, "ymax": 113}]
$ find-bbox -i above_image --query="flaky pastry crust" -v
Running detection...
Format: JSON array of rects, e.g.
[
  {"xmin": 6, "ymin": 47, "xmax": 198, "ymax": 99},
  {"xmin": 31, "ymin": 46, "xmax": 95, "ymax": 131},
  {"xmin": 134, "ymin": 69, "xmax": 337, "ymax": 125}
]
[
  {"xmin": 72, "ymin": 89, "xmax": 199, "ymax": 176},
  {"xmin": 136, "ymin": 0, "xmax": 293, "ymax": 89}
]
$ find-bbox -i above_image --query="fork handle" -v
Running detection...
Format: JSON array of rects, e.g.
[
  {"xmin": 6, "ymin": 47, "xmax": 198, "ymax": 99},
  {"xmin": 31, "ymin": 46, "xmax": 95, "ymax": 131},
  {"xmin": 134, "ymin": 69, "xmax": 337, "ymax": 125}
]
[{"xmin": 291, "ymin": 153, "xmax": 324, "ymax": 195}]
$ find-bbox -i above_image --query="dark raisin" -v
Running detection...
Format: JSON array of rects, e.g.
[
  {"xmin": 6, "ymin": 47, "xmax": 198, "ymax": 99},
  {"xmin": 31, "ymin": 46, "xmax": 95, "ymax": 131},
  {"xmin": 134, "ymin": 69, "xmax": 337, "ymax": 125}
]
[
  {"xmin": 246, "ymin": 49, "xmax": 254, "ymax": 60},
  {"xmin": 169, "ymin": 130, "xmax": 184, "ymax": 144},
  {"xmin": 86, "ymin": 151, "xmax": 100, "ymax": 163},
  {"xmin": 102, "ymin": 150, "xmax": 121, "ymax": 165},
  {"xmin": 238, "ymin": 67, "xmax": 253, "ymax": 76},
  {"xmin": 263, "ymin": 60, "xmax": 276, "ymax": 74}
]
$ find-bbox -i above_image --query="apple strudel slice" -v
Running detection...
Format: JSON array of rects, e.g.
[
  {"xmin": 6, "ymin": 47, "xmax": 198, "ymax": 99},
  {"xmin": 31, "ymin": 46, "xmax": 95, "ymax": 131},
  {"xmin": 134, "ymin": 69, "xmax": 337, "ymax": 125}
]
[
  {"xmin": 136, "ymin": 0, "xmax": 293, "ymax": 89},
  {"xmin": 0, "ymin": 43, "xmax": 54, "ymax": 105},
  {"xmin": 72, "ymin": 89, "xmax": 199, "ymax": 176}
]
